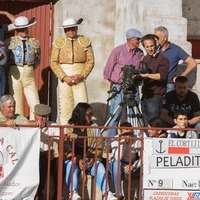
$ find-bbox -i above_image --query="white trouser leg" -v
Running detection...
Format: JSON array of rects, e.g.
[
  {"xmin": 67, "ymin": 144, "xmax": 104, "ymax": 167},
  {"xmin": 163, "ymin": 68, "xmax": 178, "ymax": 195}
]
[
  {"xmin": 9, "ymin": 65, "xmax": 40, "ymax": 119},
  {"xmin": 57, "ymin": 63, "xmax": 88, "ymax": 125},
  {"xmin": 9, "ymin": 66, "xmax": 24, "ymax": 116},
  {"xmin": 22, "ymin": 66, "xmax": 40, "ymax": 120}
]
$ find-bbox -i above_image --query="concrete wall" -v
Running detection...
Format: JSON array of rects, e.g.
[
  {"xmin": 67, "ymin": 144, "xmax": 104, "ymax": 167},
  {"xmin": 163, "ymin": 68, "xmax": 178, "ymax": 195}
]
[
  {"xmin": 183, "ymin": 0, "xmax": 200, "ymax": 39},
  {"xmin": 52, "ymin": 0, "xmax": 199, "ymax": 125}
]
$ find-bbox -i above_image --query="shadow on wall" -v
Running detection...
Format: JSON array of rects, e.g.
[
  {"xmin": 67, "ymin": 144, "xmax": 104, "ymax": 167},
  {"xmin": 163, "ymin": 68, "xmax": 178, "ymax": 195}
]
[
  {"xmin": 176, "ymin": 63, "xmax": 197, "ymax": 88},
  {"xmin": 40, "ymin": 66, "xmax": 51, "ymax": 105},
  {"xmin": 50, "ymin": 72, "xmax": 58, "ymax": 122},
  {"xmin": 90, "ymin": 102, "xmax": 109, "ymax": 126}
]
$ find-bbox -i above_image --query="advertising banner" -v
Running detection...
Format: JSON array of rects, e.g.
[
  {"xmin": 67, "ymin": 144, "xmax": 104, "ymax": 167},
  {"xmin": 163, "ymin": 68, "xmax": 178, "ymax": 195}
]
[
  {"xmin": 0, "ymin": 127, "xmax": 40, "ymax": 200},
  {"xmin": 143, "ymin": 138, "xmax": 200, "ymax": 200}
]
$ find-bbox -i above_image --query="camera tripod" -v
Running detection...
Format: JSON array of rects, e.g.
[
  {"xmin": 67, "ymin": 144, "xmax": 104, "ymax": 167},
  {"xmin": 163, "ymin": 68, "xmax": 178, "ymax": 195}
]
[{"xmin": 101, "ymin": 89, "xmax": 144, "ymax": 137}]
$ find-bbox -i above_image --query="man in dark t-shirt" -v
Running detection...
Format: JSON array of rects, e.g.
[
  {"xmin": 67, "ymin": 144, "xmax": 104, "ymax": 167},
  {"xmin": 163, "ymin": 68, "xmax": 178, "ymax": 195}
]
[{"xmin": 161, "ymin": 76, "xmax": 200, "ymax": 132}]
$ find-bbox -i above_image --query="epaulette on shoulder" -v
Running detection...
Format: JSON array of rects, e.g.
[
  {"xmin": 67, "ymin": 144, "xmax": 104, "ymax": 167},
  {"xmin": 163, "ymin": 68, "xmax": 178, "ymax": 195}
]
[
  {"xmin": 78, "ymin": 35, "xmax": 91, "ymax": 47},
  {"xmin": 7, "ymin": 36, "xmax": 18, "ymax": 50},
  {"xmin": 29, "ymin": 37, "xmax": 40, "ymax": 49},
  {"xmin": 54, "ymin": 36, "xmax": 66, "ymax": 49}
]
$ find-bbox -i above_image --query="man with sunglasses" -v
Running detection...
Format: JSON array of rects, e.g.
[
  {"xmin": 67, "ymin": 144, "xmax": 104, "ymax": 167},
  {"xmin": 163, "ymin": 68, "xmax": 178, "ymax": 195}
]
[
  {"xmin": 154, "ymin": 26, "xmax": 197, "ymax": 92},
  {"xmin": 5, "ymin": 16, "xmax": 40, "ymax": 120},
  {"xmin": 51, "ymin": 18, "xmax": 95, "ymax": 125}
]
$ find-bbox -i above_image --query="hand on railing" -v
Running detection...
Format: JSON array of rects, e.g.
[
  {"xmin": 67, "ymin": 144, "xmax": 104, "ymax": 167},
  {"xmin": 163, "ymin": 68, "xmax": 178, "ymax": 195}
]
[
  {"xmin": 28, "ymin": 119, "xmax": 46, "ymax": 129},
  {"xmin": 3, "ymin": 119, "xmax": 16, "ymax": 127},
  {"xmin": 124, "ymin": 164, "xmax": 135, "ymax": 174},
  {"xmin": 65, "ymin": 152, "xmax": 77, "ymax": 162},
  {"xmin": 79, "ymin": 157, "xmax": 94, "ymax": 171},
  {"xmin": 67, "ymin": 133, "xmax": 78, "ymax": 139}
]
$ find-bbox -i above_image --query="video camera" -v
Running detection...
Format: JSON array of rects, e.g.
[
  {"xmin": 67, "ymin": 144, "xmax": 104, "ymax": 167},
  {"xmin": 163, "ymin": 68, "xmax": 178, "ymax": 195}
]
[
  {"xmin": 107, "ymin": 62, "xmax": 148, "ymax": 106},
  {"xmin": 116, "ymin": 62, "xmax": 148, "ymax": 107},
  {"xmin": 121, "ymin": 62, "xmax": 148, "ymax": 92}
]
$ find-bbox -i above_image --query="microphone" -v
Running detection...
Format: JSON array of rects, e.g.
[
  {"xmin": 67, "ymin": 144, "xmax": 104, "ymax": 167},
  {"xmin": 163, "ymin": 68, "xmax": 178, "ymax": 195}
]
[{"xmin": 107, "ymin": 86, "xmax": 117, "ymax": 94}]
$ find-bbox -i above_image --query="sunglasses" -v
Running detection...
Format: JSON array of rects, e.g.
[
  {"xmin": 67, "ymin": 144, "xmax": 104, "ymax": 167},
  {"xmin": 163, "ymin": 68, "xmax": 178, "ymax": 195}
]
[
  {"xmin": 17, "ymin": 28, "xmax": 28, "ymax": 32},
  {"xmin": 119, "ymin": 132, "xmax": 133, "ymax": 137},
  {"xmin": 85, "ymin": 113, "xmax": 94, "ymax": 117},
  {"xmin": 64, "ymin": 27, "xmax": 77, "ymax": 31},
  {"xmin": 132, "ymin": 37, "xmax": 141, "ymax": 41}
]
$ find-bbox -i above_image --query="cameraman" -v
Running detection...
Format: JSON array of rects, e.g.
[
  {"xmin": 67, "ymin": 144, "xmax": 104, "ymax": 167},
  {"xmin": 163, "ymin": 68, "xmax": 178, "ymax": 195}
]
[
  {"xmin": 103, "ymin": 28, "xmax": 144, "ymax": 139},
  {"xmin": 139, "ymin": 34, "xmax": 169, "ymax": 126}
]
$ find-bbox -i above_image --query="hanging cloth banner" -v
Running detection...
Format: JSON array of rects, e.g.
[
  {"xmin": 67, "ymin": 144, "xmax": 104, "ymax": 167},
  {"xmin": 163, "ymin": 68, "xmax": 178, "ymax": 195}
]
[{"xmin": 0, "ymin": 127, "xmax": 40, "ymax": 200}]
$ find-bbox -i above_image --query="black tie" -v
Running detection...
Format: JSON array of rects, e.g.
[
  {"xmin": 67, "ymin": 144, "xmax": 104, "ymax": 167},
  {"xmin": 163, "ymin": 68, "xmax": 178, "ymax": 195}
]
[{"xmin": 22, "ymin": 40, "xmax": 27, "ymax": 65}]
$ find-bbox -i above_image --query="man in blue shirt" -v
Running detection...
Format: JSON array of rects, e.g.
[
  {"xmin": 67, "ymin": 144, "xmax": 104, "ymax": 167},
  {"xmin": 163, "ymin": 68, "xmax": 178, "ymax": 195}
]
[{"xmin": 154, "ymin": 26, "xmax": 196, "ymax": 92}]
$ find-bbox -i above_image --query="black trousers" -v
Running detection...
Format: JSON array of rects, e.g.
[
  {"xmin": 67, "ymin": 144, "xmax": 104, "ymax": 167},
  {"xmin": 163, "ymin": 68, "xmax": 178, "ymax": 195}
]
[{"xmin": 37, "ymin": 153, "xmax": 58, "ymax": 200}]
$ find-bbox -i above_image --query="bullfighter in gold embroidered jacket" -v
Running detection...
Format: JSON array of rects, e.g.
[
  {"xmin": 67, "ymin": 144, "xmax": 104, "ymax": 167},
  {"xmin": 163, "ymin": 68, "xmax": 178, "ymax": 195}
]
[{"xmin": 51, "ymin": 18, "xmax": 94, "ymax": 124}]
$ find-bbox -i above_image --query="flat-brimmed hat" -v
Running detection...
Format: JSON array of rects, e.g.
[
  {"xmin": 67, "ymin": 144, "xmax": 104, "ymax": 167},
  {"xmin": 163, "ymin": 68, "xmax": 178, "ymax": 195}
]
[
  {"xmin": 62, "ymin": 18, "xmax": 83, "ymax": 28},
  {"xmin": 126, "ymin": 28, "xmax": 143, "ymax": 39},
  {"xmin": 34, "ymin": 104, "xmax": 51, "ymax": 116},
  {"xmin": 9, "ymin": 16, "xmax": 36, "ymax": 30}
]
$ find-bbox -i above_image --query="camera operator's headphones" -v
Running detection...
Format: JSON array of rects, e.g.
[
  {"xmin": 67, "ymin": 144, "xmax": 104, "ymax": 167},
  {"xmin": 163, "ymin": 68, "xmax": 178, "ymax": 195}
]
[{"xmin": 141, "ymin": 34, "xmax": 161, "ymax": 57}]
